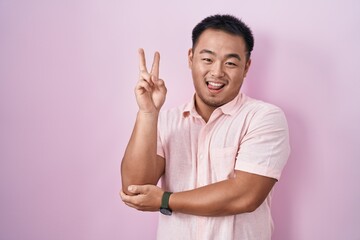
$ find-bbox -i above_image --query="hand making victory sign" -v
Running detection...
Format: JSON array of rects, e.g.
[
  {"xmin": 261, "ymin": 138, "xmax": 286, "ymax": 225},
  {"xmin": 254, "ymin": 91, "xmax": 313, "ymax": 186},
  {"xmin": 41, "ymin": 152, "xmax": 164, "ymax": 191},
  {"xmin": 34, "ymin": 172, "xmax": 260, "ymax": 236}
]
[{"xmin": 136, "ymin": 48, "xmax": 167, "ymax": 113}]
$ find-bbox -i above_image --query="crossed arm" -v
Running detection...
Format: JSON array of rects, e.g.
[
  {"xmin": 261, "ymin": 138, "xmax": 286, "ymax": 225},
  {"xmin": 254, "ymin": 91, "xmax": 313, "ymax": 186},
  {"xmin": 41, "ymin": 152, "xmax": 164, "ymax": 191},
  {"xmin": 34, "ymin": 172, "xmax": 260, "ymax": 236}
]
[
  {"xmin": 121, "ymin": 112, "xmax": 276, "ymax": 216},
  {"xmin": 121, "ymin": 166, "xmax": 276, "ymax": 216}
]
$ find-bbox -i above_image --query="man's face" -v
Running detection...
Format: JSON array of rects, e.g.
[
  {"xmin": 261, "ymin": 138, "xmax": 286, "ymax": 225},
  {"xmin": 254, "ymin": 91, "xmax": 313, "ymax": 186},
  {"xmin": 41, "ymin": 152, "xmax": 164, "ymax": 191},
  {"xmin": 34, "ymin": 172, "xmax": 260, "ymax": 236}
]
[{"xmin": 188, "ymin": 29, "xmax": 251, "ymax": 113}]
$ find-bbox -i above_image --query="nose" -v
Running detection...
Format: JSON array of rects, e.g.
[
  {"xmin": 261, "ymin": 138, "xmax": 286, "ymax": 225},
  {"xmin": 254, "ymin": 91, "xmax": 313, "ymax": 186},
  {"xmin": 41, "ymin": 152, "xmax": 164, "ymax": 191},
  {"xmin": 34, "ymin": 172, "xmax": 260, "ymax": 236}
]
[{"xmin": 210, "ymin": 61, "xmax": 225, "ymax": 78}]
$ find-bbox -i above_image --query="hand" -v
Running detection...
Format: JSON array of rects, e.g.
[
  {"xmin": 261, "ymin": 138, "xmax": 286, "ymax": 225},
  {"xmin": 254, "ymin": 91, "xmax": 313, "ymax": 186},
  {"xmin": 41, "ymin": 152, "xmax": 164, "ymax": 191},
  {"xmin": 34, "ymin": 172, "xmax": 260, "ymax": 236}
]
[
  {"xmin": 120, "ymin": 185, "xmax": 164, "ymax": 212},
  {"xmin": 135, "ymin": 48, "xmax": 167, "ymax": 113}
]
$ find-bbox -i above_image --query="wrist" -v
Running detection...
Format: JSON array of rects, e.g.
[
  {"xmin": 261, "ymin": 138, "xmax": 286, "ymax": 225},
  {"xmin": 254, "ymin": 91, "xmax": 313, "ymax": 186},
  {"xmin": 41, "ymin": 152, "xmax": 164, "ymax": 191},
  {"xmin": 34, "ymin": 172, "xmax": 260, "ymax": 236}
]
[
  {"xmin": 137, "ymin": 110, "xmax": 159, "ymax": 117},
  {"xmin": 160, "ymin": 191, "xmax": 173, "ymax": 216},
  {"xmin": 137, "ymin": 110, "xmax": 159, "ymax": 122}
]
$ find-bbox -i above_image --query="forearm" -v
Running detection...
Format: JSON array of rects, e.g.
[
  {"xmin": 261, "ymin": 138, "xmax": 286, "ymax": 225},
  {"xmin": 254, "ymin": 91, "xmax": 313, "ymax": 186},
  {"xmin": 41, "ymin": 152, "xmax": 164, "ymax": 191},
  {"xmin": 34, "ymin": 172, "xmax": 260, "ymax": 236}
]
[
  {"xmin": 169, "ymin": 180, "xmax": 249, "ymax": 216},
  {"xmin": 169, "ymin": 171, "xmax": 276, "ymax": 216},
  {"xmin": 121, "ymin": 111, "xmax": 163, "ymax": 193},
  {"xmin": 120, "ymin": 171, "xmax": 276, "ymax": 216}
]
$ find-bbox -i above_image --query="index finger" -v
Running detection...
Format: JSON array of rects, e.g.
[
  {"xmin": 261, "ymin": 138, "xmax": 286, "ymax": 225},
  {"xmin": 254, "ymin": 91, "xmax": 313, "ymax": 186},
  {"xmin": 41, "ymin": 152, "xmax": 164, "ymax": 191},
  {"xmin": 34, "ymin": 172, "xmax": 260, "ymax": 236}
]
[
  {"xmin": 150, "ymin": 51, "xmax": 160, "ymax": 78},
  {"xmin": 138, "ymin": 48, "xmax": 148, "ymax": 72}
]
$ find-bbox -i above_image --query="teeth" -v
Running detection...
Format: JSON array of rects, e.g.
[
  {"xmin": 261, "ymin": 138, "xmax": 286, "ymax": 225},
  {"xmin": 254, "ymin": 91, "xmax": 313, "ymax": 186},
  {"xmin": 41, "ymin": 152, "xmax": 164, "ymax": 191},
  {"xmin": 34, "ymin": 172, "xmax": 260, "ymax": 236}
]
[{"xmin": 208, "ymin": 82, "xmax": 224, "ymax": 87}]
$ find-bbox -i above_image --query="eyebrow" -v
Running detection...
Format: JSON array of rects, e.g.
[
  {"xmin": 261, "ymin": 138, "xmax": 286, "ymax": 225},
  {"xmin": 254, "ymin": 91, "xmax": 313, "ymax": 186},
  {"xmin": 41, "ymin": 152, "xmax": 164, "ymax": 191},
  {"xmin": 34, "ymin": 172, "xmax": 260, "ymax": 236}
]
[{"xmin": 199, "ymin": 49, "xmax": 242, "ymax": 61}]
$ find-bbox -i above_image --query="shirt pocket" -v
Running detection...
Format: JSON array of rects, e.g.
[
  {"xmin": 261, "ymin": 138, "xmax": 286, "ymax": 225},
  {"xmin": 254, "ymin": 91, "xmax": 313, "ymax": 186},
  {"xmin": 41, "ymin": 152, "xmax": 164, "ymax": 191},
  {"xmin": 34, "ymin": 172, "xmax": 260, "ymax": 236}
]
[{"xmin": 209, "ymin": 146, "xmax": 238, "ymax": 181}]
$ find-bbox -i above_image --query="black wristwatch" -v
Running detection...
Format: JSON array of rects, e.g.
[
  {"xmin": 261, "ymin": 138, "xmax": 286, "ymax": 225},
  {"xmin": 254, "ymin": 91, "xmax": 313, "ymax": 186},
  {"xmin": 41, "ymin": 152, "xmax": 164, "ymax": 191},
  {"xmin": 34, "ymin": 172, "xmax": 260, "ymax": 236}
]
[{"xmin": 160, "ymin": 191, "xmax": 173, "ymax": 216}]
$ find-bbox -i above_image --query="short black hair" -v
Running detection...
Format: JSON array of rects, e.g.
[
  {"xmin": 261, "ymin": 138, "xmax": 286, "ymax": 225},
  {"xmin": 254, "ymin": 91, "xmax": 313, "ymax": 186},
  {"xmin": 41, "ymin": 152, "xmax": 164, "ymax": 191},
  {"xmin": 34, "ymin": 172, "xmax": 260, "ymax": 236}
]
[{"xmin": 192, "ymin": 14, "xmax": 254, "ymax": 60}]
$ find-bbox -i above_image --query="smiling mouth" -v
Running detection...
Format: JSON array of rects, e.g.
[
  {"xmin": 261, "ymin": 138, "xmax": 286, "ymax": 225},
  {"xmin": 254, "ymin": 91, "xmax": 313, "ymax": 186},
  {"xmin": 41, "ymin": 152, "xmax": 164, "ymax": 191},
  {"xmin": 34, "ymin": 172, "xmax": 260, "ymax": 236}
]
[{"xmin": 207, "ymin": 81, "xmax": 225, "ymax": 91}]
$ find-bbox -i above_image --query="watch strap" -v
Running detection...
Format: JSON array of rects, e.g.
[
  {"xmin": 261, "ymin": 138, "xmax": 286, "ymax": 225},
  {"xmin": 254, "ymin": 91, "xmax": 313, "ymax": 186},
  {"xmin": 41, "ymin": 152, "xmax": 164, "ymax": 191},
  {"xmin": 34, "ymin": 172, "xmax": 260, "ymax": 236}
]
[{"xmin": 161, "ymin": 191, "xmax": 173, "ymax": 209}]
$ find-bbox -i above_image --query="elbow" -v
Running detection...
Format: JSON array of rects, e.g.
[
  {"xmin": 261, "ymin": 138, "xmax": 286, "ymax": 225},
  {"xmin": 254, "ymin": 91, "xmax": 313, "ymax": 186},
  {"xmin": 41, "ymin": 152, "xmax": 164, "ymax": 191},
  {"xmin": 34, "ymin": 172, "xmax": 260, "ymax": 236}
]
[
  {"xmin": 245, "ymin": 196, "xmax": 267, "ymax": 213},
  {"xmin": 120, "ymin": 159, "xmax": 132, "ymax": 192},
  {"xmin": 120, "ymin": 158, "xmax": 160, "ymax": 191},
  {"xmin": 120, "ymin": 157, "xmax": 138, "ymax": 185},
  {"xmin": 232, "ymin": 197, "xmax": 264, "ymax": 214},
  {"xmin": 120, "ymin": 173, "xmax": 130, "ymax": 195},
  {"xmin": 121, "ymin": 171, "xmax": 138, "ymax": 196},
  {"xmin": 243, "ymin": 201, "xmax": 260, "ymax": 213}
]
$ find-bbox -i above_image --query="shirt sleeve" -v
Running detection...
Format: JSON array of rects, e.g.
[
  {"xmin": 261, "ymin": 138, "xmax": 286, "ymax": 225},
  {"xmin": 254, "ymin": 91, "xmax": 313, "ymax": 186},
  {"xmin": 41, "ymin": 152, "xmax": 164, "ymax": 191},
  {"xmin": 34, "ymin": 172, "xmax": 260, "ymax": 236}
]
[{"xmin": 235, "ymin": 105, "xmax": 290, "ymax": 180}]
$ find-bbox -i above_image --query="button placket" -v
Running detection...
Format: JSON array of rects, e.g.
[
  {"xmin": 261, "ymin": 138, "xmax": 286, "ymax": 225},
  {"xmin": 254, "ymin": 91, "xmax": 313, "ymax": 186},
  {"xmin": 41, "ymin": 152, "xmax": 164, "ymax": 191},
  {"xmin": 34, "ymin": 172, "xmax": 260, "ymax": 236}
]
[{"xmin": 197, "ymin": 122, "xmax": 211, "ymax": 187}]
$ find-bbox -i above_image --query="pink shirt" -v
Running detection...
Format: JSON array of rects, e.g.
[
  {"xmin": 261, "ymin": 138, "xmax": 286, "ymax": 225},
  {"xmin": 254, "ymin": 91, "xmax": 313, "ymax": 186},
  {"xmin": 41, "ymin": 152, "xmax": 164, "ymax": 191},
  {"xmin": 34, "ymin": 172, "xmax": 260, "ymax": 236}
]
[{"xmin": 156, "ymin": 93, "xmax": 290, "ymax": 240}]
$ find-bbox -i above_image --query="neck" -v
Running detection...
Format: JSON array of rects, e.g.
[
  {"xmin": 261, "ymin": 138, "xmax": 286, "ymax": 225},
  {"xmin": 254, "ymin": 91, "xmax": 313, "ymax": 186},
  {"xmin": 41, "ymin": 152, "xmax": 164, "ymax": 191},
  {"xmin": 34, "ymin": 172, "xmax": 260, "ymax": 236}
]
[{"xmin": 194, "ymin": 97, "xmax": 216, "ymax": 123}]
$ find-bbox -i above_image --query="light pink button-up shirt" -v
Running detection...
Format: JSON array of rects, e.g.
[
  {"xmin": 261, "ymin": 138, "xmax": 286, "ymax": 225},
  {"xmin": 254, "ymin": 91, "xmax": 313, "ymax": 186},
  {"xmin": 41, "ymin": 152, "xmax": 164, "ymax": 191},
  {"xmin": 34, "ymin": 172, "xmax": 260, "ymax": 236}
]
[{"xmin": 156, "ymin": 93, "xmax": 290, "ymax": 240}]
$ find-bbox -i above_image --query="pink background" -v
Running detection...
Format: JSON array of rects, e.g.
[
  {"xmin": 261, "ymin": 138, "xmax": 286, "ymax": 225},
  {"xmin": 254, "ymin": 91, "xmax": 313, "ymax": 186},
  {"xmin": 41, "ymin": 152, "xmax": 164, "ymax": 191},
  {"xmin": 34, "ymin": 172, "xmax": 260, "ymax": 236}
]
[{"xmin": 1, "ymin": 1, "xmax": 359, "ymax": 239}]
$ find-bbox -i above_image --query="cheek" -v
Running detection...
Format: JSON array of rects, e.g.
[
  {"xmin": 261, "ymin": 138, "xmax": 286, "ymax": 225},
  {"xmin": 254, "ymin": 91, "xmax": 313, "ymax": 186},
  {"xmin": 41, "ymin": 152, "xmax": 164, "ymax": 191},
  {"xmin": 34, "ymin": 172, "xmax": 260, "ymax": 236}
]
[
  {"xmin": 230, "ymin": 69, "xmax": 245, "ymax": 80},
  {"xmin": 228, "ymin": 73, "xmax": 244, "ymax": 88},
  {"xmin": 192, "ymin": 65, "xmax": 208, "ymax": 79}
]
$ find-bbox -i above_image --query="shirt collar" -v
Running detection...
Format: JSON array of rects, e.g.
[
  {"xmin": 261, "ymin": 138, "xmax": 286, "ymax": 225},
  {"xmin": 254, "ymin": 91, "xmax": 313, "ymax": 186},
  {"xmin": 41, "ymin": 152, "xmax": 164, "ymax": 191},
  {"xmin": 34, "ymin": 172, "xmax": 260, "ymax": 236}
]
[
  {"xmin": 182, "ymin": 93, "xmax": 243, "ymax": 118},
  {"xmin": 183, "ymin": 95, "xmax": 200, "ymax": 118},
  {"xmin": 219, "ymin": 92, "xmax": 243, "ymax": 115}
]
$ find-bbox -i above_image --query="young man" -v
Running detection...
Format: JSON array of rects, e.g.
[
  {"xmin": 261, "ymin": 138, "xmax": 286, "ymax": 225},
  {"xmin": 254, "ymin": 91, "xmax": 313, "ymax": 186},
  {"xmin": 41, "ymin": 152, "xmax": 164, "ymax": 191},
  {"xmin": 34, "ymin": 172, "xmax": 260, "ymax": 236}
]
[{"xmin": 121, "ymin": 14, "xmax": 290, "ymax": 239}]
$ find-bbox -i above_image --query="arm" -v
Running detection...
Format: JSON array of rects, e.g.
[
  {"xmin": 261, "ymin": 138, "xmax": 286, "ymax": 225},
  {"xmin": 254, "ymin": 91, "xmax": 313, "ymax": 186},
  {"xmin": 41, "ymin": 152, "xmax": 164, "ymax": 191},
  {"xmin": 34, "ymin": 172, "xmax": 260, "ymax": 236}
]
[
  {"xmin": 120, "ymin": 169, "xmax": 276, "ymax": 216},
  {"xmin": 121, "ymin": 112, "xmax": 165, "ymax": 194},
  {"xmin": 169, "ymin": 170, "xmax": 276, "ymax": 216},
  {"xmin": 121, "ymin": 49, "xmax": 167, "ymax": 195}
]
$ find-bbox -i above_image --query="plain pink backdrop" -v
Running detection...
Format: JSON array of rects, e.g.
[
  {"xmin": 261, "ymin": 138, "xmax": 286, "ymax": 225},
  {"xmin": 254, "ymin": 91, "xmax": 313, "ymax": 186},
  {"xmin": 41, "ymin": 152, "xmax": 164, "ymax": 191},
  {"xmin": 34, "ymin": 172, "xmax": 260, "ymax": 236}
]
[{"xmin": 1, "ymin": 1, "xmax": 359, "ymax": 239}]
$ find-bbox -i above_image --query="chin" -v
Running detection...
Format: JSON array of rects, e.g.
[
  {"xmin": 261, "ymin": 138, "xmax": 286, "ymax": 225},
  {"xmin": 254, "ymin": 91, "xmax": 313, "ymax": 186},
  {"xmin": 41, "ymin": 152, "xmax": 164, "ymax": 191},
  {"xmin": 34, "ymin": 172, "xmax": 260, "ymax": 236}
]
[{"xmin": 203, "ymin": 98, "xmax": 226, "ymax": 108}]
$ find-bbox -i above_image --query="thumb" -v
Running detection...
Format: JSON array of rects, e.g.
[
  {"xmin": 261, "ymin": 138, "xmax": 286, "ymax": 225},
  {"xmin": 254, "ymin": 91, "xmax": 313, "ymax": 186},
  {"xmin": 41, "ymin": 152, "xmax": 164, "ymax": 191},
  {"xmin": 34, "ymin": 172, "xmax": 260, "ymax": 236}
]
[{"xmin": 128, "ymin": 185, "xmax": 143, "ymax": 194}]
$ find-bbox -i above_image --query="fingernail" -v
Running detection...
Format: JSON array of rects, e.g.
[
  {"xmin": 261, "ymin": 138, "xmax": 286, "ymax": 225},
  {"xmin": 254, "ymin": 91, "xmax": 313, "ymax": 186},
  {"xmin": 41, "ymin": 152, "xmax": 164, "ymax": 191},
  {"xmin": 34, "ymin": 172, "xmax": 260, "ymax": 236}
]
[{"xmin": 128, "ymin": 186, "xmax": 134, "ymax": 191}]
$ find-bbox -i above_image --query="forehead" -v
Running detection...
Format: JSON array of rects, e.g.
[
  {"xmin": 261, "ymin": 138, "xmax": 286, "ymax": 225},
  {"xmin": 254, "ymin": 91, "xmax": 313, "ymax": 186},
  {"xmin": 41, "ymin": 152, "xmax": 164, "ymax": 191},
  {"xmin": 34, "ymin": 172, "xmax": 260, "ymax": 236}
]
[{"xmin": 194, "ymin": 29, "xmax": 247, "ymax": 55}]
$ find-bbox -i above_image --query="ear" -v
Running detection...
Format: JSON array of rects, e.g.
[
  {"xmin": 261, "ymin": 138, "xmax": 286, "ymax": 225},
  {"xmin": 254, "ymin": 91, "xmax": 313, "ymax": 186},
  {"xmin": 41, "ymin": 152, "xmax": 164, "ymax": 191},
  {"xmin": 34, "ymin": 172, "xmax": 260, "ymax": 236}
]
[
  {"xmin": 243, "ymin": 59, "xmax": 252, "ymax": 78},
  {"xmin": 188, "ymin": 48, "xmax": 193, "ymax": 68}
]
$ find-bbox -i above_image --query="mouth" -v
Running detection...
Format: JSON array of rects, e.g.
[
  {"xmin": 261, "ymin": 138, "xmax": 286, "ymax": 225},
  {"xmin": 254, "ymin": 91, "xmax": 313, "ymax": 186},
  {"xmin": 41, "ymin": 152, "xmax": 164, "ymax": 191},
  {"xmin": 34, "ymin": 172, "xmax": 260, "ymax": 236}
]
[{"xmin": 206, "ymin": 81, "xmax": 226, "ymax": 91}]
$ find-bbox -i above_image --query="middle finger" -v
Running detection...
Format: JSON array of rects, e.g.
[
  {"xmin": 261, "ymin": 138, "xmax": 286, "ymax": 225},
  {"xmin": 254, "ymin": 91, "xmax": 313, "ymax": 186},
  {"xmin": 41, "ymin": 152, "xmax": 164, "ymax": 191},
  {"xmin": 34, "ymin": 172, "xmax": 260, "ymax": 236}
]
[{"xmin": 150, "ymin": 51, "xmax": 160, "ymax": 78}]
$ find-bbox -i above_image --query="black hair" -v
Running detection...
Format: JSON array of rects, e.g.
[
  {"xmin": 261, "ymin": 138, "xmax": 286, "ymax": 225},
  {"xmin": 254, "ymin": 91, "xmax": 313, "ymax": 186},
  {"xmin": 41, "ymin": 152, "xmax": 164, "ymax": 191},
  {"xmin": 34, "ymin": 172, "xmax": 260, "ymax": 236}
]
[{"xmin": 192, "ymin": 14, "xmax": 254, "ymax": 60}]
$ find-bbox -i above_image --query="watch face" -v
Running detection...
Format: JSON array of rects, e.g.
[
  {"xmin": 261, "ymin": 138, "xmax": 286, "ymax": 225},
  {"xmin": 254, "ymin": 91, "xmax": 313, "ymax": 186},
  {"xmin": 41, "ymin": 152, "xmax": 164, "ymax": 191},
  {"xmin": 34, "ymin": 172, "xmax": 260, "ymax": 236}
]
[{"xmin": 160, "ymin": 208, "xmax": 172, "ymax": 216}]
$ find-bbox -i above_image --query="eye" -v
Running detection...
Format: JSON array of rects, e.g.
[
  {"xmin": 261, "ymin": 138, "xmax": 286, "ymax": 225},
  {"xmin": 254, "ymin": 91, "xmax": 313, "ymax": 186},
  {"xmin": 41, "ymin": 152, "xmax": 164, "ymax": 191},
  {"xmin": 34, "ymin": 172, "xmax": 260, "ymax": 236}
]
[
  {"xmin": 225, "ymin": 61, "xmax": 237, "ymax": 67},
  {"xmin": 201, "ymin": 58, "xmax": 213, "ymax": 64}
]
